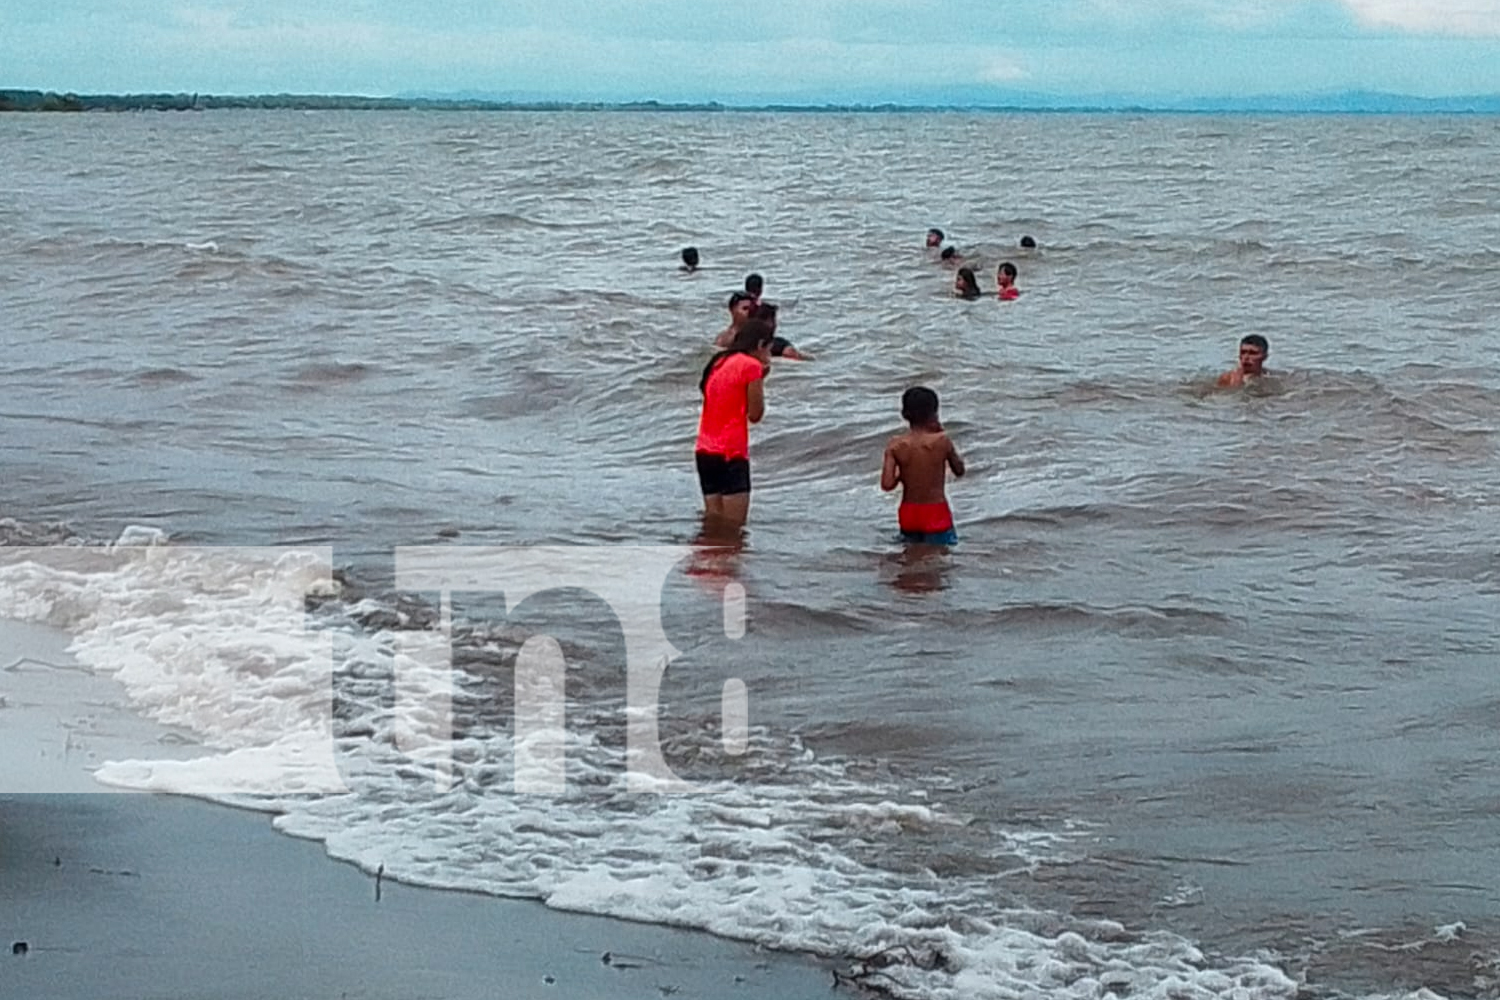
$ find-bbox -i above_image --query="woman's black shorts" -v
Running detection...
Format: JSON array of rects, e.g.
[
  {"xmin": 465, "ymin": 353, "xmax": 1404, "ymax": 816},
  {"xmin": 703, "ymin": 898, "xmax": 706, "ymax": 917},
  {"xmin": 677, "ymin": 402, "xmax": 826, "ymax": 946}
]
[{"xmin": 695, "ymin": 452, "xmax": 751, "ymax": 496}]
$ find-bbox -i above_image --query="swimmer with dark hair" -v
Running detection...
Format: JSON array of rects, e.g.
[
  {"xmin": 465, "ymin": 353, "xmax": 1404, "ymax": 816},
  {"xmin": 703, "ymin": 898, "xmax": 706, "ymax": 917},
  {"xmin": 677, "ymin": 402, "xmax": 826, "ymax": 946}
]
[
  {"xmin": 1019, "ymin": 235, "xmax": 1037, "ymax": 249},
  {"xmin": 753, "ymin": 302, "xmax": 812, "ymax": 361},
  {"xmin": 953, "ymin": 267, "xmax": 981, "ymax": 300},
  {"xmin": 1218, "ymin": 334, "xmax": 1270, "ymax": 387},
  {"xmin": 714, "ymin": 291, "xmax": 756, "ymax": 347},
  {"xmin": 996, "ymin": 261, "xmax": 1020, "ymax": 300},
  {"xmin": 925, "ymin": 228, "xmax": 944, "ymax": 249},
  {"xmin": 680, "ymin": 246, "xmax": 700, "ymax": 272},
  {"xmin": 744, "ymin": 272, "xmax": 764, "ymax": 302},
  {"xmin": 940, "ymin": 246, "xmax": 963, "ymax": 267}
]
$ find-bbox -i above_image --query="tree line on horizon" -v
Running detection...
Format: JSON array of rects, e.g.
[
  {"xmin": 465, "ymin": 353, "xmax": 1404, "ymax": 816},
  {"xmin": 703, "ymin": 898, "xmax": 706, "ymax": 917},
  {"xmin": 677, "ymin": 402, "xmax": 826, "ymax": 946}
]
[
  {"xmin": 0, "ymin": 89, "xmax": 746, "ymax": 113},
  {"xmin": 4, "ymin": 87, "xmax": 1499, "ymax": 115}
]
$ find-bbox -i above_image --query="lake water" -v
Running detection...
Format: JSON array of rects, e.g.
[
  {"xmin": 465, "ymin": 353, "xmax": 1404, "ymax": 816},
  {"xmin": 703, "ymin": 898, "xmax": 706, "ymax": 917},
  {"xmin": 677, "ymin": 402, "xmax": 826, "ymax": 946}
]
[{"xmin": 3, "ymin": 109, "xmax": 1499, "ymax": 1000}]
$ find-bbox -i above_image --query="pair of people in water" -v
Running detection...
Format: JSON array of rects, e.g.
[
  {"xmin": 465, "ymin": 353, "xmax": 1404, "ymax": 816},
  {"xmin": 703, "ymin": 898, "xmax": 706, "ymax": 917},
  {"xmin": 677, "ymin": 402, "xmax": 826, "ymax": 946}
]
[
  {"xmin": 953, "ymin": 262, "xmax": 1019, "ymax": 301},
  {"xmin": 714, "ymin": 286, "xmax": 811, "ymax": 361},
  {"xmin": 695, "ymin": 321, "xmax": 965, "ymax": 545}
]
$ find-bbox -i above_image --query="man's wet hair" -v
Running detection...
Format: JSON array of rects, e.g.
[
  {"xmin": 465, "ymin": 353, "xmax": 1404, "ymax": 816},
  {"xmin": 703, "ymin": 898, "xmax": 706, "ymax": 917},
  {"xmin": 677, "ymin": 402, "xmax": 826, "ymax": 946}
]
[
  {"xmin": 901, "ymin": 386, "xmax": 941, "ymax": 426},
  {"xmin": 1019, "ymin": 235, "xmax": 1036, "ymax": 248},
  {"xmin": 928, "ymin": 228, "xmax": 944, "ymax": 243},
  {"xmin": 744, "ymin": 273, "xmax": 764, "ymax": 296},
  {"xmin": 1240, "ymin": 334, "xmax": 1269, "ymax": 352},
  {"xmin": 997, "ymin": 261, "xmax": 1018, "ymax": 279},
  {"xmin": 727, "ymin": 290, "xmax": 754, "ymax": 311},
  {"xmin": 681, "ymin": 246, "xmax": 699, "ymax": 268},
  {"xmin": 940, "ymin": 246, "xmax": 958, "ymax": 261}
]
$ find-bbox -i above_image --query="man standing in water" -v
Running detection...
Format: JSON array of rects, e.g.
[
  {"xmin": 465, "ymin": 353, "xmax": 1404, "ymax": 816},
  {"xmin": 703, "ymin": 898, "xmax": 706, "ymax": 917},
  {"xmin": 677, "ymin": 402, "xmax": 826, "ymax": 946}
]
[{"xmin": 1218, "ymin": 334, "xmax": 1270, "ymax": 387}]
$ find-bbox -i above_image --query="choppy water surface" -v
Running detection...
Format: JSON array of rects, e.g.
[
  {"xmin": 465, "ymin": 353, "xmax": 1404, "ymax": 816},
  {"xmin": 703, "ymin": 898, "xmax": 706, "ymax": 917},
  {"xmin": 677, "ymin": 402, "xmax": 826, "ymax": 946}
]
[{"xmin": 3, "ymin": 110, "xmax": 1500, "ymax": 999}]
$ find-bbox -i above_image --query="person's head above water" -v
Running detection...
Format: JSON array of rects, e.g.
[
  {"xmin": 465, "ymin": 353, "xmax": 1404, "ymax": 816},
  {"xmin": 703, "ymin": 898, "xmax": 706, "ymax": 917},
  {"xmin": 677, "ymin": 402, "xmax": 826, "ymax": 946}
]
[
  {"xmin": 1238, "ymin": 334, "xmax": 1269, "ymax": 374},
  {"xmin": 1019, "ymin": 235, "xmax": 1036, "ymax": 249},
  {"xmin": 727, "ymin": 290, "xmax": 756, "ymax": 325},
  {"xmin": 954, "ymin": 267, "xmax": 981, "ymax": 299},
  {"xmin": 751, "ymin": 301, "xmax": 778, "ymax": 330},
  {"xmin": 940, "ymin": 246, "xmax": 961, "ymax": 265},
  {"xmin": 926, "ymin": 228, "xmax": 944, "ymax": 248},
  {"xmin": 901, "ymin": 386, "xmax": 942, "ymax": 429},
  {"xmin": 680, "ymin": 246, "xmax": 700, "ymax": 270},
  {"xmin": 744, "ymin": 273, "xmax": 764, "ymax": 299}
]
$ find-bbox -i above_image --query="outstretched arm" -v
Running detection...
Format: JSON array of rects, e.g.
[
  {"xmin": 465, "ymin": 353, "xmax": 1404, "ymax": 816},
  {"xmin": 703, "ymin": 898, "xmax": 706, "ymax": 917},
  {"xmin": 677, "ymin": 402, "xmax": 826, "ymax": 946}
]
[{"xmin": 880, "ymin": 445, "xmax": 901, "ymax": 492}]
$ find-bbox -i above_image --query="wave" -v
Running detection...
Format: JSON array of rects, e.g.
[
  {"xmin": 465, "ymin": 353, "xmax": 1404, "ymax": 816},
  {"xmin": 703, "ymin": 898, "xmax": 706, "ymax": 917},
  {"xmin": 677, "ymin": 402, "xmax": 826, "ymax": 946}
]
[
  {"xmin": 0, "ymin": 527, "xmax": 1302, "ymax": 1000},
  {"xmin": 416, "ymin": 210, "xmax": 581, "ymax": 233}
]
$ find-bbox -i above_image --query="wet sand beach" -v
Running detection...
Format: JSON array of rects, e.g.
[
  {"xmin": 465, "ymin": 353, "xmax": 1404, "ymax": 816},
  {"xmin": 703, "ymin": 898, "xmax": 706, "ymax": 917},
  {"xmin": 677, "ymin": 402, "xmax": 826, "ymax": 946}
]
[{"xmin": 1, "ymin": 619, "xmax": 838, "ymax": 1000}]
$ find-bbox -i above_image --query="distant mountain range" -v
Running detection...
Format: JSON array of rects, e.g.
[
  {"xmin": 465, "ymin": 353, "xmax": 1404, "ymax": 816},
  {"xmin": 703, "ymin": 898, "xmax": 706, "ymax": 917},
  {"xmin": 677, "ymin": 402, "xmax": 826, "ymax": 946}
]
[{"xmin": 6, "ymin": 86, "xmax": 1500, "ymax": 114}]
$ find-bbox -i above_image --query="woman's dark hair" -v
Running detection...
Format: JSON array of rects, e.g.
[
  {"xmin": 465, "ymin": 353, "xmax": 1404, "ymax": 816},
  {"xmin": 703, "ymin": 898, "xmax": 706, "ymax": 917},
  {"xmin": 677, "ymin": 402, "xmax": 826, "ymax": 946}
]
[
  {"xmin": 955, "ymin": 267, "xmax": 980, "ymax": 299},
  {"xmin": 701, "ymin": 321, "xmax": 774, "ymax": 393}
]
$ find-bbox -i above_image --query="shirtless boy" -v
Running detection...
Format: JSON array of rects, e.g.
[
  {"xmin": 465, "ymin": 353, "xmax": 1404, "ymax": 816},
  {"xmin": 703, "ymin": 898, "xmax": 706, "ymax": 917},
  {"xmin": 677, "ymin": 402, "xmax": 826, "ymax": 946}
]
[
  {"xmin": 1218, "ymin": 334, "xmax": 1270, "ymax": 387},
  {"xmin": 880, "ymin": 387, "xmax": 966, "ymax": 545}
]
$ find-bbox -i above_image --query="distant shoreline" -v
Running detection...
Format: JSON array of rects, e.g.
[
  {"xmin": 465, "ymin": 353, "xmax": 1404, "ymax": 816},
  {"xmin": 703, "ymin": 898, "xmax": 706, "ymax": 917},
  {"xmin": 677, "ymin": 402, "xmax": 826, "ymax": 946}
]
[{"xmin": 4, "ymin": 88, "xmax": 1499, "ymax": 115}]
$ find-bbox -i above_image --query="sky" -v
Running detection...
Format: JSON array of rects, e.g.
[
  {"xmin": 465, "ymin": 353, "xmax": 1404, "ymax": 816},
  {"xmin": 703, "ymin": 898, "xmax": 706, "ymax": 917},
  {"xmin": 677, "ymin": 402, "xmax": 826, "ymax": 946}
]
[{"xmin": 5, "ymin": 0, "xmax": 1500, "ymax": 103}]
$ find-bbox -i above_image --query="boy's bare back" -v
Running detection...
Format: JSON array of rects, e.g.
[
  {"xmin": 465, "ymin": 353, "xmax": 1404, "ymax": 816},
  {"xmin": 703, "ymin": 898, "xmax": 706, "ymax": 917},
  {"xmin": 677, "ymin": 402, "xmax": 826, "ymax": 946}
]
[{"xmin": 882, "ymin": 428, "xmax": 965, "ymax": 504}]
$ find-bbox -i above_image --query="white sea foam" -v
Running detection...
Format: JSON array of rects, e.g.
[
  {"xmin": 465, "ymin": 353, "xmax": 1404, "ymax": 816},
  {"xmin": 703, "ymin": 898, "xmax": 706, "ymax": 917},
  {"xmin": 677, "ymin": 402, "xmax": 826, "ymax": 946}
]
[{"xmin": 0, "ymin": 539, "xmax": 1306, "ymax": 1000}]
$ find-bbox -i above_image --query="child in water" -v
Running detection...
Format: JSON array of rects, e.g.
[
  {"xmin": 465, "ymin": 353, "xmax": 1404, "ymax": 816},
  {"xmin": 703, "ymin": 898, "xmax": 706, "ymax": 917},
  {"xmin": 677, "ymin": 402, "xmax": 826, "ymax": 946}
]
[
  {"xmin": 996, "ymin": 261, "xmax": 1020, "ymax": 300},
  {"xmin": 880, "ymin": 387, "xmax": 966, "ymax": 545}
]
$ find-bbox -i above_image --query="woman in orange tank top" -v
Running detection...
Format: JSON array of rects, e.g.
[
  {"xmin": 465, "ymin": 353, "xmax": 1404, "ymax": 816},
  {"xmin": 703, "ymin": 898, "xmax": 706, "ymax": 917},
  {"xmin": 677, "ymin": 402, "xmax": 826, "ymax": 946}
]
[{"xmin": 695, "ymin": 321, "xmax": 774, "ymax": 530}]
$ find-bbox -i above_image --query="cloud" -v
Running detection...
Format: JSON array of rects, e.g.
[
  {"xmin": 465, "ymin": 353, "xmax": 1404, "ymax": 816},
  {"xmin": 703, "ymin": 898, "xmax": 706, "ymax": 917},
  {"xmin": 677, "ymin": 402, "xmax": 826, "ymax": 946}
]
[
  {"xmin": 979, "ymin": 57, "xmax": 1028, "ymax": 83},
  {"xmin": 1338, "ymin": 0, "xmax": 1500, "ymax": 36},
  {"xmin": 3, "ymin": 0, "xmax": 1498, "ymax": 99}
]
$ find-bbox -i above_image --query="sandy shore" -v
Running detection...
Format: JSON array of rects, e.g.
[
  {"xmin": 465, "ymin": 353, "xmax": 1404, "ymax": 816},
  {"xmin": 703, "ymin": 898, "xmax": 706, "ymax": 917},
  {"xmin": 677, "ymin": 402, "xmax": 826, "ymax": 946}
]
[{"xmin": 1, "ymin": 619, "xmax": 840, "ymax": 1000}]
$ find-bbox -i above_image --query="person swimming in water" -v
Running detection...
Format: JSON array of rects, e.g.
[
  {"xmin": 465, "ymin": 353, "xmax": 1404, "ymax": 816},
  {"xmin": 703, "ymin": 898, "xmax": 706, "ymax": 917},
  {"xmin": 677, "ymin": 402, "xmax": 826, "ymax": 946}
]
[
  {"xmin": 953, "ymin": 267, "xmax": 981, "ymax": 300},
  {"xmin": 1218, "ymin": 334, "xmax": 1270, "ymax": 387},
  {"xmin": 714, "ymin": 291, "xmax": 757, "ymax": 348},
  {"xmin": 925, "ymin": 228, "xmax": 945, "ymax": 249},
  {"xmin": 880, "ymin": 386, "xmax": 966, "ymax": 546},
  {"xmin": 752, "ymin": 302, "xmax": 812, "ymax": 361},
  {"xmin": 744, "ymin": 272, "xmax": 764, "ymax": 304},
  {"xmin": 996, "ymin": 261, "xmax": 1020, "ymax": 300},
  {"xmin": 680, "ymin": 246, "xmax": 700, "ymax": 272},
  {"xmin": 696, "ymin": 321, "xmax": 775, "ymax": 530}
]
